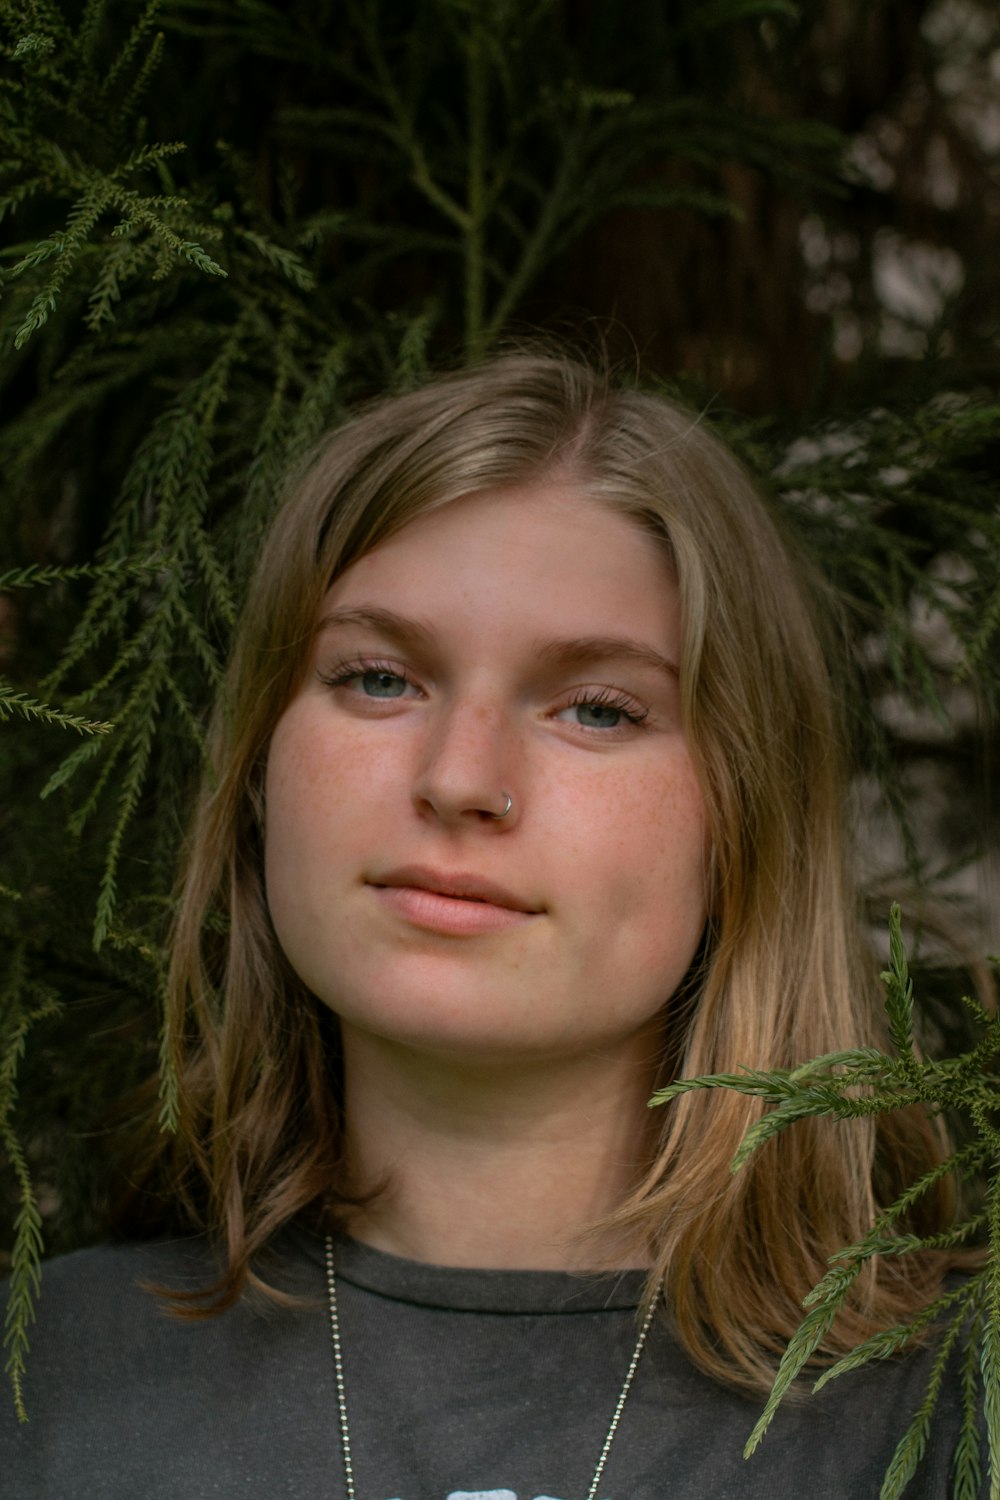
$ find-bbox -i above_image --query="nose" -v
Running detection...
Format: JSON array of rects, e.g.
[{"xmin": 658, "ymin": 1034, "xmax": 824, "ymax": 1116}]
[{"xmin": 412, "ymin": 696, "xmax": 519, "ymax": 827}]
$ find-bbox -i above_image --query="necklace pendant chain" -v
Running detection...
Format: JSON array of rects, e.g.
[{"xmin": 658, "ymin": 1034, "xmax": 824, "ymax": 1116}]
[{"xmin": 324, "ymin": 1235, "xmax": 660, "ymax": 1500}]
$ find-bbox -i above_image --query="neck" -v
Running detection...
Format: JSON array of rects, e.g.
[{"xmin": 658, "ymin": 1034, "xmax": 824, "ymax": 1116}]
[{"xmin": 338, "ymin": 1025, "xmax": 658, "ymax": 1272}]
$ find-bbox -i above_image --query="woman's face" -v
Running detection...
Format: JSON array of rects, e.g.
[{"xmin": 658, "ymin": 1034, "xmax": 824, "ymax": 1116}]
[{"xmin": 265, "ymin": 478, "xmax": 709, "ymax": 1067}]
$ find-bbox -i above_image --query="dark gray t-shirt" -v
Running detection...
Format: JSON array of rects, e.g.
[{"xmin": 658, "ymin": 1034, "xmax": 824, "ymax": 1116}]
[{"xmin": 1, "ymin": 1228, "xmax": 982, "ymax": 1498}]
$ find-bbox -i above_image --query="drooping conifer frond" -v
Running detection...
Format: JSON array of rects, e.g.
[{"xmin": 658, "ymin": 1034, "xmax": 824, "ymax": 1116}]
[
  {"xmin": 0, "ymin": 680, "xmax": 112, "ymax": 736},
  {"xmin": 653, "ymin": 904, "xmax": 999, "ymax": 1497},
  {"xmin": 0, "ymin": 943, "xmax": 61, "ymax": 1423}
]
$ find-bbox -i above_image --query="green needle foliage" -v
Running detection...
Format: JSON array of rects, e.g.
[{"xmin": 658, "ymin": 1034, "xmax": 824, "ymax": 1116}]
[
  {"xmin": 0, "ymin": 950, "xmax": 60, "ymax": 1424},
  {"xmin": 1, "ymin": 1, "xmax": 225, "ymax": 351},
  {"xmin": 0, "ymin": 681, "xmax": 112, "ymax": 736},
  {"xmin": 653, "ymin": 904, "xmax": 999, "ymax": 1499}
]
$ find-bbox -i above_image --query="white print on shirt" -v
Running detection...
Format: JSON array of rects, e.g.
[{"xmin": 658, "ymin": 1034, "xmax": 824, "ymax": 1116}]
[
  {"xmin": 381, "ymin": 1491, "xmax": 603, "ymax": 1499},
  {"xmin": 380, "ymin": 1489, "xmax": 611, "ymax": 1499},
  {"xmin": 445, "ymin": 1492, "xmax": 570, "ymax": 1500}
]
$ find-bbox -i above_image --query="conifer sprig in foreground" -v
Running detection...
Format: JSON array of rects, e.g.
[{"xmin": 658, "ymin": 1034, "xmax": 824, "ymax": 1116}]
[{"xmin": 652, "ymin": 903, "xmax": 998, "ymax": 1500}]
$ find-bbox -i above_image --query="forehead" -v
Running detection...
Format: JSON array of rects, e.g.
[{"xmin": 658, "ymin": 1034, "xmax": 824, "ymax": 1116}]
[{"xmin": 323, "ymin": 479, "xmax": 679, "ymax": 648}]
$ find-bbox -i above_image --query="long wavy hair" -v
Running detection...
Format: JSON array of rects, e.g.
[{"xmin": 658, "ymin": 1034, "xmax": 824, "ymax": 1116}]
[{"xmin": 132, "ymin": 351, "xmax": 951, "ymax": 1393}]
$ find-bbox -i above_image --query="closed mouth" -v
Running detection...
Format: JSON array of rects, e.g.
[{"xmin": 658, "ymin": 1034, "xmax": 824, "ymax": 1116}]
[{"xmin": 371, "ymin": 865, "xmax": 539, "ymax": 913}]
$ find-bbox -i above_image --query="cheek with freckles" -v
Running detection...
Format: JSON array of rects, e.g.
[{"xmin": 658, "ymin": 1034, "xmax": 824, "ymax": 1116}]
[{"xmin": 552, "ymin": 754, "xmax": 708, "ymax": 1008}]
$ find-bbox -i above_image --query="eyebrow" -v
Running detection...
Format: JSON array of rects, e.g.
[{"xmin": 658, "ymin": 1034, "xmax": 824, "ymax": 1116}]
[
  {"xmin": 533, "ymin": 635, "xmax": 679, "ymax": 680},
  {"xmin": 316, "ymin": 606, "xmax": 678, "ymax": 679},
  {"xmin": 316, "ymin": 605, "xmax": 435, "ymax": 646}
]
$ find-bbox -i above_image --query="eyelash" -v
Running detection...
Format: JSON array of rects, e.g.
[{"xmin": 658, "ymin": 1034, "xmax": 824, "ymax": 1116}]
[
  {"xmin": 562, "ymin": 686, "xmax": 649, "ymax": 728},
  {"xmin": 318, "ymin": 657, "xmax": 413, "ymax": 691},
  {"xmin": 317, "ymin": 657, "xmax": 650, "ymax": 729}
]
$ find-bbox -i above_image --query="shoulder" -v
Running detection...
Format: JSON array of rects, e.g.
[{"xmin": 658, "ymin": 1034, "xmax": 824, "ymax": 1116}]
[
  {"xmin": 1, "ymin": 1237, "xmax": 223, "ymax": 1375},
  {"xmin": 1, "ymin": 1234, "xmax": 329, "ymax": 1500},
  {"xmin": 634, "ymin": 1287, "xmax": 984, "ymax": 1498},
  {"xmin": 1, "ymin": 1231, "xmax": 322, "ymax": 1374},
  {"xmin": 6, "ymin": 1235, "xmax": 218, "ymax": 1315}
]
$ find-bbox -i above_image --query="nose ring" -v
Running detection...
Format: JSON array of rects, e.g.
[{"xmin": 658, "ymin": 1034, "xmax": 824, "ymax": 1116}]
[{"xmin": 490, "ymin": 792, "xmax": 513, "ymax": 820}]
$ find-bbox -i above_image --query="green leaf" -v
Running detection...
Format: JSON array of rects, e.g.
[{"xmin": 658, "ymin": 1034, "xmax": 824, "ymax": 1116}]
[{"xmin": 0, "ymin": 682, "xmax": 114, "ymax": 736}]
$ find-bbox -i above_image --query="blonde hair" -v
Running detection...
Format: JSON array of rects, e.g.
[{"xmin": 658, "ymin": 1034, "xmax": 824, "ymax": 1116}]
[{"xmin": 143, "ymin": 351, "xmax": 949, "ymax": 1392}]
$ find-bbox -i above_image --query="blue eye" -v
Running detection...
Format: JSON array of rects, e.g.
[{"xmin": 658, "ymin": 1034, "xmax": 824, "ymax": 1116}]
[
  {"xmin": 572, "ymin": 701, "xmax": 625, "ymax": 728},
  {"xmin": 359, "ymin": 669, "xmax": 407, "ymax": 698},
  {"xmin": 556, "ymin": 693, "xmax": 647, "ymax": 730},
  {"xmin": 319, "ymin": 660, "xmax": 414, "ymax": 698}
]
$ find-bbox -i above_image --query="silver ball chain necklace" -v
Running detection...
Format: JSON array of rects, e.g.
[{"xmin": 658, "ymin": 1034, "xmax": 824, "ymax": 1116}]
[{"xmin": 324, "ymin": 1235, "xmax": 660, "ymax": 1500}]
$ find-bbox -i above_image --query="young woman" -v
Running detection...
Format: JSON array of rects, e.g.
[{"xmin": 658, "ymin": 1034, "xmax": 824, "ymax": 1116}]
[{"xmin": 3, "ymin": 352, "xmax": 973, "ymax": 1497}]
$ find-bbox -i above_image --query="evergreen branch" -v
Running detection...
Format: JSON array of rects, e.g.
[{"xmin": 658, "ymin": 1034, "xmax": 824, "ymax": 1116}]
[
  {"xmin": 811, "ymin": 1218, "xmax": 989, "ymax": 1289},
  {"xmin": 787, "ymin": 1047, "xmax": 890, "ymax": 1084},
  {"xmin": 878, "ymin": 1310, "xmax": 965, "ymax": 1500},
  {"xmin": 954, "ymin": 1300, "xmax": 986, "ymax": 1500},
  {"xmin": 115, "ymin": 27, "xmax": 166, "ymax": 134},
  {"xmin": 63, "ymin": 725, "xmax": 127, "ymax": 832},
  {"xmin": 10, "ymin": 32, "xmax": 56, "ymax": 63},
  {"xmin": 100, "ymin": 0, "xmax": 163, "ymax": 98},
  {"xmin": 482, "ymin": 126, "xmax": 583, "ymax": 345},
  {"xmin": 75, "ymin": 0, "xmax": 105, "ymax": 91},
  {"xmin": 286, "ymin": 336, "xmax": 351, "ymax": 457},
  {"xmin": 237, "ymin": 319, "xmax": 299, "ymax": 534},
  {"xmin": 1, "ymin": 1183, "xmax": 43, "ymax": 1426},
  {"xmin": 972, "ymin": 1094, "xmax": 1000, "ymax": 1158},
  {"xmin": 172, "ymin": 592, "xmax": 225, "ymax": 688},
  {"xmin": 163, "ymin": 672, "xmax": 207, "ymax": 754},
  {"xmin": 353, "ymin": 0, "xmax": 470, "ymax": 234},
  {"xmin": 0, "ymin": 176, "xmax": 45, "ymax": 223},
  {"xmin": 84, "ymin": 232, "xmax": 151, "ymax": 329},
  {"xmin": 92, "ymin": 672, "xmax": 161, "ymax": 948},
  {"xmin": 54, "ymin": 609, "xmax": 163, "ymax": 712},
  {"xmin": 0, "ymin": 681, "xmax": 114, "ymax": 735},
  {"xmin": 9, "ymin": 281, "xmax": 57, "ymax": 346},
  {"xmin": 104, "ymin": 922, "xmax": 179, "ymax": 1132},
  {"xmin": 743, "ymin": 1264, "xmax": 860, "ymax": 1455},
  {"xmin": 56, "ymin": 613, "xmax": 180, "ymax": 836},
  {"xmin": 651, "ymin": 1065, "xmax": 807, "ymax": 1107},
  {"xmin": 44, "ymin": 328, "xmax": 244, "ymax": 699},
  {"xmin": 655, "ymin": 909, "xmax": 1000, "ymax": 1489},
  {"xmin": 0, "ymin": 949, "xmax": 62, "ymax": 1423},
  {"xmin": 186, "ymin": 522, "xmax": 236, "ymax": 630},
  {"xmin": 984, "ymin": 1176, "xmax": 1000, "ymax": 1500},
  {"xmin": 2, "ymin": 123, "xmax": 222, "ymax": 345},
  {"xmin": 393, "ymin": 302, "xmax": 437, "ymax": 390},
  {"xmin": 730, "ymin": 1084, "xmax": 921, "ymax": 1169},
  {"xmin": 602, "ymin": 185, "xmax": 743, "ymax": 219},
  {"xmin": 863, "ymin": 1141, "xmax": 993, "ymax": 1241},
  {"xmin": 103, "ymin": 182, "xmax": 225, "ymax": 280},
  {"xmin": 9, "ymin": 224, "xmax": 99, "ymax": 344},
  {"xmin": 38, "ymin": 735, "xmax": 104, "ymax": 799},
  {"xmin": 0, "ymin": 558, "xmax": 162, "ymax": 591},
  {"xmin": 812, "ymin": 1276, "xmax": 983, "ymax": 1390},
  {"xmin": 295, "ymin": 210, "xmax": 457, "ymax": 257},
  {"xmin": 235, "ymin": 227, "xmax": 315, "ymax": 292}
]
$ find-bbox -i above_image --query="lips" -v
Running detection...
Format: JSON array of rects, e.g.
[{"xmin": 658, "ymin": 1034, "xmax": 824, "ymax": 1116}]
[{"xmin": 371, "ymin": 865, "xmax": 539, "ymax": 914}]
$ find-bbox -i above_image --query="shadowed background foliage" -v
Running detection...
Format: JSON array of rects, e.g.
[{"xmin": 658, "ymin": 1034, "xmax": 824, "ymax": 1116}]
[{"xmin": 1, "ymin": 0, "xmax": 998, "ymax": 1428}]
